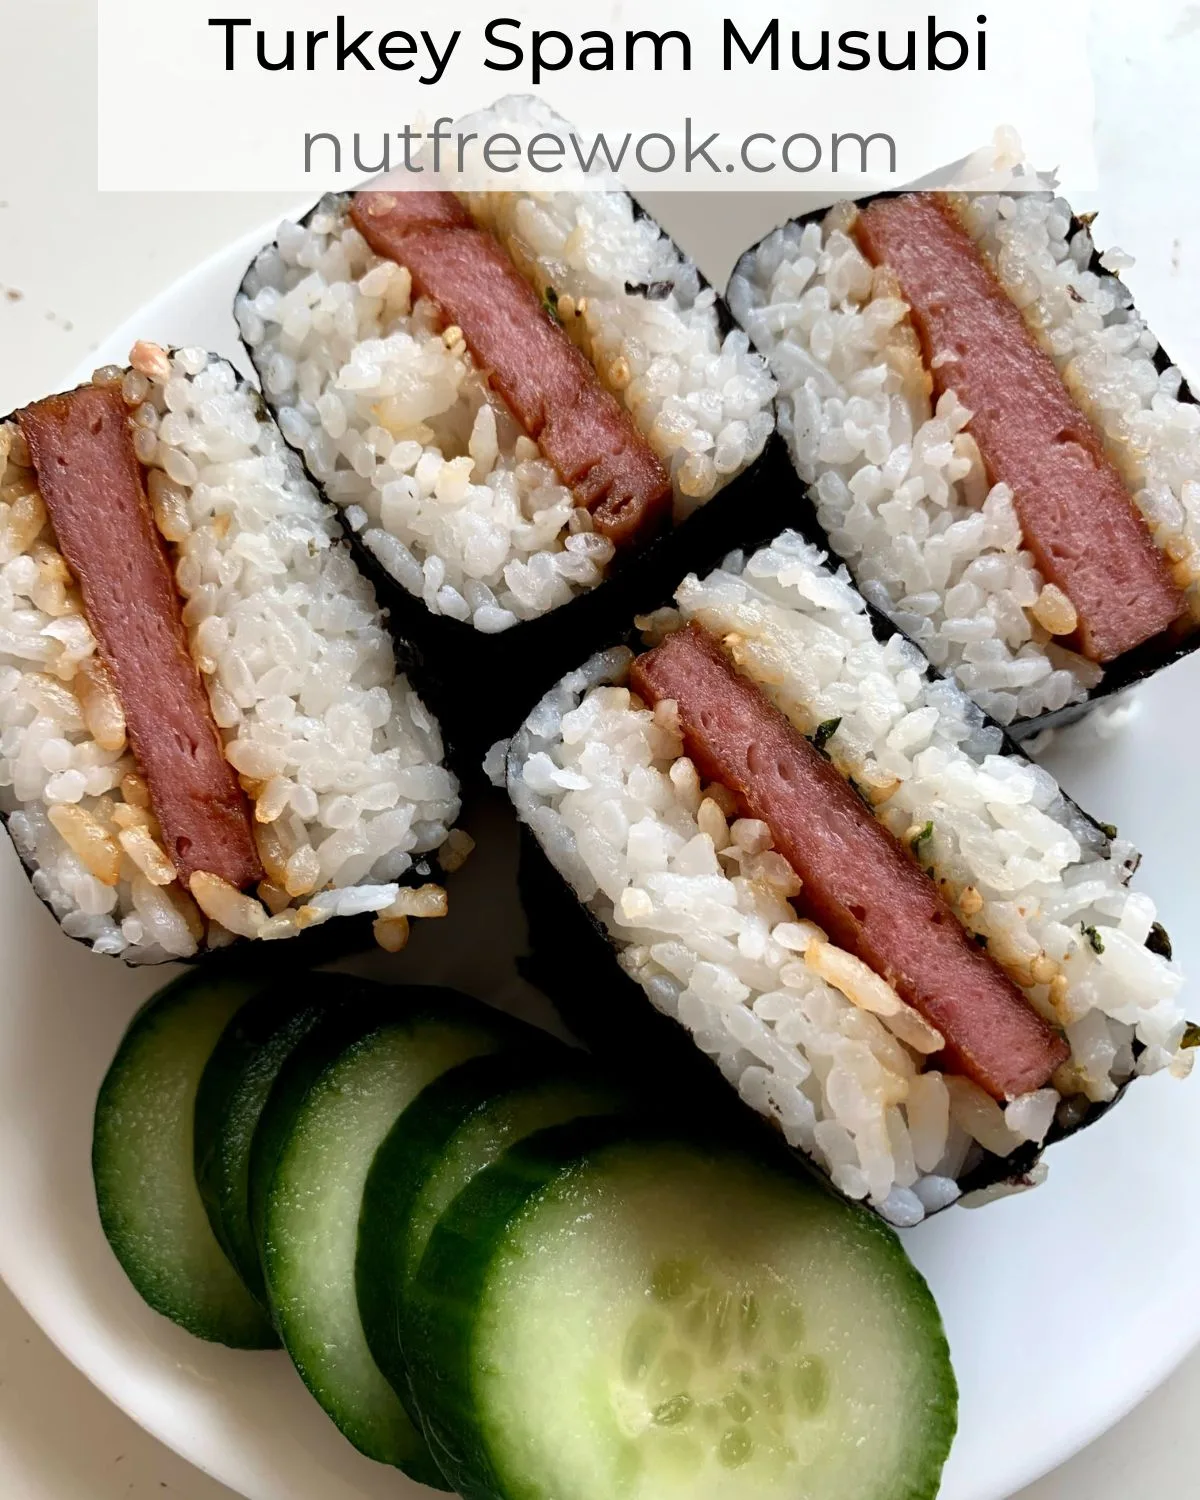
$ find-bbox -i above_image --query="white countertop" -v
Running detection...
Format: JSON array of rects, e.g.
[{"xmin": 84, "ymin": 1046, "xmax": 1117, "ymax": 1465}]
[{"xmin": 2, "ymin": 0, "xmax": 1198, "ymax": 1495}]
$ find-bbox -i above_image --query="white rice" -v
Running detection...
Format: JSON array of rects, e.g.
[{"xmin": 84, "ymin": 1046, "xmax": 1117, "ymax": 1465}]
[
  {"xmin": 728, "ymin": 191, "xmax": 1200, "ymax": 726},
  {"xmin": 238, "ymin": 171, "xmax": 775, "ymax": 632},
  {"xmin": 0, "ymin": 349, "xmax": 460, "ymax": 963},
  {"xmin": 507, "ymin": 531, "xmax": 1188, "ymax": 1224}
]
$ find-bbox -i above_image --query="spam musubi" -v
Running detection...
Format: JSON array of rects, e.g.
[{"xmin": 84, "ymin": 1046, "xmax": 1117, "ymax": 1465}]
[
  {"xmin": 235, "ymin": 102, "xmax": 780, "ymax": 754},
  {"xmin": 0, "ymin": 346, "xmax": 467, "ymax": 963},
  {"xmin": 728, "ymin": 187, "xmax": 1200, "ymax": 736},
  {"xmin": 505, "ymin": 529, "xmax": 1190, "ymax": 1224}
]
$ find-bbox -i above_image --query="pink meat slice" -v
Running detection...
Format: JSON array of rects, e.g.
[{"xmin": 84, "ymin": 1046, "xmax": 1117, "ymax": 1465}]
[
  {"xmin": 351, "ymin": 191, "xmax": 673, "ymax": 549},
  {"xmin": 19, "ymin": 386, "xmax": 262, "ymax": 890},
  {"xmin": 629, "ymin": 622, "xmax": 1070, "ymax": 1101},
  {"xmin": 855, "ymin": 193, "xmax": 1186, "ymax": 664}
]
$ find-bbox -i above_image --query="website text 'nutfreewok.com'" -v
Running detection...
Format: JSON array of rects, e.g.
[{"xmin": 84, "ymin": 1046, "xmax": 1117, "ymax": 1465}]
[{"xmin": 302, "ymin": 118, "xmax": 899, "ymax": 179}]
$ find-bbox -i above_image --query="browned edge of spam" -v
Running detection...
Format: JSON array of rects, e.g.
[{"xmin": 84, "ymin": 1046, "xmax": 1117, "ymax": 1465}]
[
  {"xmin": 0, "ymin": 355, "xmax": 455, "ymax": 968},
  {"xmin": 236, "ymin": 191, "xmax": 793, "ymax": 771},
  {"xmin": 505, "ymin": 514, "xmax": 1169, "ymax": 1215},
  {"xmin": 726, "ymin": 192, "xmax": 1200, "ymax": 741}
]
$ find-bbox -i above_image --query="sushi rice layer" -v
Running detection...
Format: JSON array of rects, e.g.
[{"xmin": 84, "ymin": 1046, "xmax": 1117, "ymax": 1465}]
[
  {"xmin": 729, "ymin": 191, "xmax": 1200, "ymax": 725},
  {"xmin": 0, "ymin": 349, "xmax": 463, "ymax": 963},
  {"xmin": 239, "ymin": 182, "xmax": 775, "ymax": 632},
  {"xmin": 507, "ymin": 531, "xmax": 1188, "ymax": 1224}
]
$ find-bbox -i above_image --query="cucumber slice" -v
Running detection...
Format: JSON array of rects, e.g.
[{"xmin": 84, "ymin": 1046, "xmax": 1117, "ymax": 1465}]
[
  {"xmin": 357, "ymin": 1050, "xmax": 625, "ymax": 1413},
  {"xmin": 194, "ymin": 972, "xmax": 367, "ymax": 1304},
  {"xmin": 407, "ymin": 1122, "xmax": 957, "ymax": 1500},
  {"xmin": 261, "ymin": 988, "xmax": 513, "ymax": 1483},
  {"xmin": 247, "ymin": 981, "xmax": 398, "ymax": 1263},
  {"xmin": 93, "ymin": 970, "xmax": 278, "ymax": 1349}
]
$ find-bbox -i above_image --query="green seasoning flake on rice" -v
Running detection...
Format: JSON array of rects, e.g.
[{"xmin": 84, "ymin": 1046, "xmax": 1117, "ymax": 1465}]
[
  {"xmin": 811, "ymin": 717, "xmax": 841, "ymax": 754},
  {"xmin": 1147, "ymin": 922, "xmax": 1173, "ymax": 960}
]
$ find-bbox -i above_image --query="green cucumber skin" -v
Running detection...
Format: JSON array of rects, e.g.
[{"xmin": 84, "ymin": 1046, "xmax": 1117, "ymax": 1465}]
[
  {"xmin": 404, "ymin": 1116, "xmax": 644, "ymax": 1500},
  {"xmin": 404, "ymin": 1123, "xmax": 958, "ymax": 1500},
  {"xmin": 357, "ymin": 1047, "xmax": 601, "ymax": 1411},
  {"xmin": 93, "ymin": 970, "xmax": 279, "ymax": 1350},
  {"xmin": 193, "ymin": 973, "xmax": 366, "ymax": 1304}
]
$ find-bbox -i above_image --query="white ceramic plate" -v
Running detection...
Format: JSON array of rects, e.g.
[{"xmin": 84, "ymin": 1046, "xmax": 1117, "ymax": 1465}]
[{"xmin": 0, "ymin": 218, "xmax": 1199, "ymax": 1500}]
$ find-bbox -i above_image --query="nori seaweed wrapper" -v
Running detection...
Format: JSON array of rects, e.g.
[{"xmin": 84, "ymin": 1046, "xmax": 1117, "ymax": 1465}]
[
  {"xmin": 238, "ymin": 192, "xmax": 792, "ymax": 769},
  {"xmin": 726, "ymin": 192, "xmax": 1200, "ymax": 742},
  {"xmin": 504, "ymin": 513, "xmax": 1174, "ymax": 1217}
]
